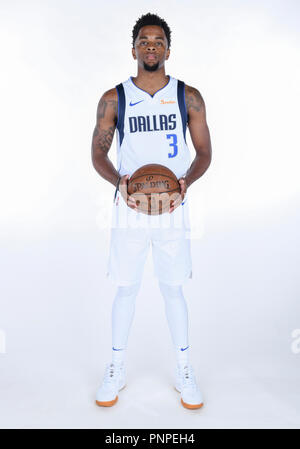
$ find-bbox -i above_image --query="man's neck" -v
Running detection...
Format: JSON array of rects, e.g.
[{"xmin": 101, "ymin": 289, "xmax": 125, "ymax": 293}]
[{"xmin": 132, "ymin": 67, "xmax": 169, "ymax": 92}]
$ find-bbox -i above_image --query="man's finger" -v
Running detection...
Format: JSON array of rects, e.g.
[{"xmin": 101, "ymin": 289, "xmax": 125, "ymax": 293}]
[
  {"xmin": 169, "ymin": 193, "xmax": 184, "ymax": 212},
  {"xmin": 127, "ymin": 194, "xmax": 138, "ymax": 210},
  {"xmin": 128, "ymin": 195, "xmax": 137, "ymax": 205}
]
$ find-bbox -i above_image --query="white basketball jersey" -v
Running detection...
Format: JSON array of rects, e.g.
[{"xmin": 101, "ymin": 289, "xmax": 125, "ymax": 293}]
[
  {"xmin": 115, "ymin": 75, "xmax": 191, "ymax": 179},
  {"xmin": 112, "ymin": 75, "xmax": 191, "ymax": 231}
]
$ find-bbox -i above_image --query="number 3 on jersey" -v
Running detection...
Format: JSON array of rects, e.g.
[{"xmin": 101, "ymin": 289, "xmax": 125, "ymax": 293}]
[{"xmin": 166, "ymin": 134, "xmax": 178, "ymax": 158}]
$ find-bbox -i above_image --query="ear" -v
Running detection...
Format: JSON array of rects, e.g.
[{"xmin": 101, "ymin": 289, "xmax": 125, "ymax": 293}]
[
  {"xmin": 132, "ymin": 47, "xmax": 136, "ymax": 60},
  {"xmin": 165, "ymin": 47, "xmax": 170, "ymax": 60}
]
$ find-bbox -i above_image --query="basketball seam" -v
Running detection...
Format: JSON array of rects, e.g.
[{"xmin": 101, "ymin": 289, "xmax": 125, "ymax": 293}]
[
  {"xmin": 129, "ymin": 173, "xmax": 178, "ymax": 183},
  {"xmin": 129, "ymin": 188, "xmax": 180, "ymax": 195}
]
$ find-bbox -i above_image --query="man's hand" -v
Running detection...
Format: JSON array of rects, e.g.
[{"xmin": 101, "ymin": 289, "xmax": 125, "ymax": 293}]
[
  {"xmin": 169, "ymin": 177, "xmax": 187, "ymax": 213},
  {"xmin": 118, "ymin": 174, "xmax": 187, "ymax": 214},
  {"xmin": 119, "ymin": 174, "xmax": 138, "ymax": 211}
]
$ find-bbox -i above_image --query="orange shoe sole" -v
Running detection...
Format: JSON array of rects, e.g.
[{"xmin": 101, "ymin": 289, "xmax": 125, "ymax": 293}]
[
  {"xmin": 95, "ymin": 396, "xmax": 118, "ymax": 407},
  {"xmin": 175, "ymin": 386, "xmax": 204, "ymax": 409},
  {"xmin": 95, "ymin": 384, "xmax": 126, "ymax": 407},
  {"xmin": 181, "ymin": 398, "xmax": 204, "ymax": 409}
]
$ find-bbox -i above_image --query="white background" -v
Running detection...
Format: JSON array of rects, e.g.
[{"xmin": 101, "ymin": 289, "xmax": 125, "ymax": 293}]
[{"xmin": 0, "ymin": 0, "xmax": 300, "ymax": 429}]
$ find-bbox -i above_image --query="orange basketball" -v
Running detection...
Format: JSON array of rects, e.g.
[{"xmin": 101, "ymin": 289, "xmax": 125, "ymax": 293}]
[{"xmin": 127, "ymin": 164, "xmax": 180, "ymax": 215}]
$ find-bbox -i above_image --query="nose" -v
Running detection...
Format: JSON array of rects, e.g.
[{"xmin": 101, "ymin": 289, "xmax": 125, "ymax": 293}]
[{"xmin": 147, "ymin": 44, "xmax": 156, "ymax": 52}]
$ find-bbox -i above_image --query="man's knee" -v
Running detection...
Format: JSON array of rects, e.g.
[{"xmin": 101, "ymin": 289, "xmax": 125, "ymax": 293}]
[
  {"xmin": 117, "ymin": 281, "xmax": 141, "ymax": 298},
  {"xmin": 158, "ymin": 280, "xmax": 183, "ymax": 298}
]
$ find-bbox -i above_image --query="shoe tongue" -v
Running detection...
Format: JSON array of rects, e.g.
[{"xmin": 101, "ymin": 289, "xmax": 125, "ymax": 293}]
[{"xmin": 109, "ymin": 362, "xmax": 123, "ymax": 372}]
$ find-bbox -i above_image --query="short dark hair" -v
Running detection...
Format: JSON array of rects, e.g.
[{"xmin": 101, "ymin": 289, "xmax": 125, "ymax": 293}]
[{"xmin": 132, "ymin": 13, "xmax": 171, "ymax": 49}]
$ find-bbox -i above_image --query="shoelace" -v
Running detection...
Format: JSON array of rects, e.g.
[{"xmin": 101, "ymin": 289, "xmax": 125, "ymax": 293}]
[
  {"xmin": 103, "ymin": 363, "xmax": 123, "ymax": 384},
  {"xmin": 180, "ymin": 365, "xmax": 198, "ymax": 389}
]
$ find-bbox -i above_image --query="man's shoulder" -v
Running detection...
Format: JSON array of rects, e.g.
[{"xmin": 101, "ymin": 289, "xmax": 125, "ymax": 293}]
[
  {"xmin": 184, "ymin": 84, "xmax": 205, "ymax": 112},
  {"xmin": 184, "ymin": 83, "xmax": 202, "ymax": 98},
  {"xmin": 101, "ymin": 87, "xmax": 118, "ymax": 102}
]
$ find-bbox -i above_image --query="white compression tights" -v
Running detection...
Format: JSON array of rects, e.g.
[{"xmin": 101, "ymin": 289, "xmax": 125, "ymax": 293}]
[
  {"xmin": 158, "ymin": 281, "xmax": 189, "ymax": 350},
  {"xmin": 111, "ymin": 281, "xmax": 141, "ymax": 352},
  {"xmin": 111, "ymin": 280, "xmax": 190, "ymax": 365}
]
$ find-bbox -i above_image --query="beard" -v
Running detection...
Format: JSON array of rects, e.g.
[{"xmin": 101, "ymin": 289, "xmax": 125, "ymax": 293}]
[{"xmin": 143, "ymin": 61, "xmax": 160, "ymax": 72}]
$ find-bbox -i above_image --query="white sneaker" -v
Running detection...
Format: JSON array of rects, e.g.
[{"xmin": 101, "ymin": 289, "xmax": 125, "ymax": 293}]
[
  {"xmin": 95, "ymin": 362, "xmax": 126, "ymax": 407},
  {"xmin": 175, "ymin": 364, "xmax": 204, "ymax": 409}
]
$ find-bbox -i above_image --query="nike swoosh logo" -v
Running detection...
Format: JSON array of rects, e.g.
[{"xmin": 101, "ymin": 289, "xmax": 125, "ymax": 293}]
[
  {"xmin": 129, "ymin": 100, "xmax": 144, "ymax": 106},
  {"xmin": 112, "ymin": 347, "xmax": 123, "ymax": 351},
  {"xmin": 180, "ymin": 346, "xmax": 189, "ymax": 351}
]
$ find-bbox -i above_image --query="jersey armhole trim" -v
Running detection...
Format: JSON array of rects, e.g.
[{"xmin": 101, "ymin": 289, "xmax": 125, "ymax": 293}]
[
  {"xmin": 115, "ymin": 83, "xmax": 125, "ymax": 146},
  {"xmin": 116, "ymin": 86, "xmax": 120, "ymax": 129},
  {"xmin": 177, "ymin": 80, "xmax": 188, "ymax": 144},
  {"xmin": 183, "ymin": 83, "xmax": 188, "ymax": 124}
]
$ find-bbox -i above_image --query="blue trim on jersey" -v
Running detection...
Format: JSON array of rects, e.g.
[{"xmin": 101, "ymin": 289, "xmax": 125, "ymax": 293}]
[
  {"xmin": 116, "ymin": 83, "xmax": 125, "ymax": 146},
  {"xmin": 130, "ymin": 75, "xmax": 171, "ymax": 98},
  {"xmin": 183, "ymin": 82, "xmax": 188, "ymax": 124},
  {"xmin": 177, "ymin": 80, "xmax": 187, "ymax": 144}
]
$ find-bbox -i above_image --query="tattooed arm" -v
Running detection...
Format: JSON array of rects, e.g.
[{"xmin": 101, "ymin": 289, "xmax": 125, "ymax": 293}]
[
  {"xmin": 183, "ymin": 85, "xmax": 212, "ymax": 188},
  {"xmin": 91, "ymin": 88, "xmax": 138, "ymax": 210},
  {"xmin": 91, "ymin": 88, "xmax": 119, "ymax": 187}
]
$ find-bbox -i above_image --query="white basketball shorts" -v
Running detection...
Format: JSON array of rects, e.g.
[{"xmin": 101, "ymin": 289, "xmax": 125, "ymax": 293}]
[{"xmin": 105, "ymin": 191, "xmax": 193, "ymax": 286}]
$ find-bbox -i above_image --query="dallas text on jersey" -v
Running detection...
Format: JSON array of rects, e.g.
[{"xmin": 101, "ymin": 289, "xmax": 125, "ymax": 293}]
[{"xmin": 129, "ymin": 114, "xmax": 176, "ymax": 133}]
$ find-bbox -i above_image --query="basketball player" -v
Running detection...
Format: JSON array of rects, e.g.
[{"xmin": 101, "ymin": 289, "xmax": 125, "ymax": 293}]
[{"xmin": 91, "ymin": 13, "xmax": 212, "ymax": 409}]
